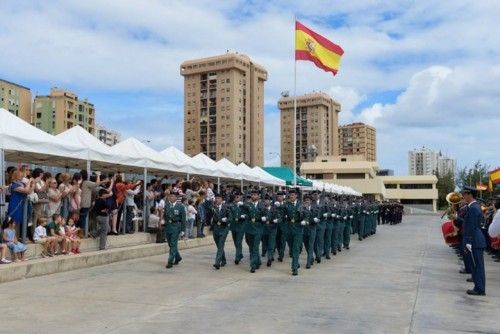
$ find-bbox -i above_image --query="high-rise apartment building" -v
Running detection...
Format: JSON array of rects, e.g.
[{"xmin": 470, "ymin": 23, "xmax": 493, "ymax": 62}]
[
  {"xmin": 338, "ymin": 122, "xmax": 377, "ymax": 161},
  {"xmin": 96, "ymin": 123, "xmax": 121, "ymax": 146},
  {"xmin": 408, "ymin": 147, "xmax": 455, "ymax": 176},
  {"xmin": 33, "ymin": 88, "xmax": 95, "ymax": 135},
  {"xmin": 0, "ymin": 79, "xmax": 32, "ymax": 123},
  {"xmin": 180, "ymin": 53, "xmax": 267, "ymax": 166},
  {"xmin": 279, "ymin": 92, "xmax": 340, "ymax": 171}
]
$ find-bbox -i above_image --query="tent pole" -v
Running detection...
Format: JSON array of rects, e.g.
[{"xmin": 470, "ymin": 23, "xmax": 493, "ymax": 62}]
[
  {"xmin": 85, "ymin": 160, "xmax": 91, "ymax": 238},
  {"xmin": 217, "ymin": 177, "xmax": 220, "ymax": 193},
  {"xmin": 187, "ymin": 173, "xmax": 190, "ymax": 180},
  {"xmin": 21, "ymin": 198, "xmax": 28, "ymax": 243},
  {"xmin": 240, "ymin": 178, "xmax": 243, "ymax": 192},
  {"xmin": 0, "ymin": 148, "xmax": 5, "ymax": 219},
  {"xmin": 143, "ymin": 167, "xmax": 148, "ymax": 232}
]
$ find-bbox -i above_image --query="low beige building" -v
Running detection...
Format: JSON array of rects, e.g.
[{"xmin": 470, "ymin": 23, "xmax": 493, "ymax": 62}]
[{"xmin": 301, "ymin": 155, "xmax": 438, "ymax": 212}]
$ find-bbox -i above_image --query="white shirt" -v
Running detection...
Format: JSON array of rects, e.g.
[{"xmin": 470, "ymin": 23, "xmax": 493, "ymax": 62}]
[
  {"xmin": 33, "ymin": 225, "xmax": 47, "ymax": 241},
  {"xmin": 488, "ymin": 209, "xmax": 500, "ymax": 238}
]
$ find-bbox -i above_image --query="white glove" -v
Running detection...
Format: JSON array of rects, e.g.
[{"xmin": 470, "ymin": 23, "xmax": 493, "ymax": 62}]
[
  {"xmin": 274, "ymin": 201, "xmax": 280, "ymax": 207},
  {"xmin": 237, "ymin": 201, "xmax": 243, "ymax": 206},
  {"xmin": 221, "ymin": 217, "xmax": 227, "ymax": 223},
  {"xmin": 313, "ymin": 217, "xmax": 320, "ymax": 223},
  {"xmin": 323, "ymin": 213, "xmax": 328, "ymax": 218},
  {"xmin": 300, "ymin": 220, "xmax": 306, "ymax": 226},
  {"xmin": 336, "ymin": 215, "xmax": 340, "ymax": 219},
  {"xmin": 273, "ymin": 219, "xmax": 278, "ymax": 223},
  {"xmin": 363, "ymin": 210, "xmax": 367, "ymax": 214},
  {"xmin": 261, "ymin": 217, "xmax": 267, "ymax": 222},
  {"xmin": 350, "ymin": 215, "xmax": 353, "ymax": 219},
  {"xmin": 240, "ymin": 214, "xmax": 246, "ymax": 219},
  {"xmin": 343, "ymin": 217, "xmax": 347, "ymax": 220},
  {"xmin": 466, "ymin": 244, "xmax": 472, "ymax": 252}
]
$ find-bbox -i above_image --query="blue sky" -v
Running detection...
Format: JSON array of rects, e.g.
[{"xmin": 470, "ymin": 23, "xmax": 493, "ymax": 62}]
[{"xmin": 0, "ymin": 0, "xmax": 499, "ymax": 175}]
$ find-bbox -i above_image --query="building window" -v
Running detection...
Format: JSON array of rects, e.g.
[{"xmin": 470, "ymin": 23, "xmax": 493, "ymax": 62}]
[
  {"xmin": 400, "ymin": 184, "xmax": 433, "ymax": 189},
  {"xmin": 385, "ymin": 184, "xmax": 397, "ymax": 189}
]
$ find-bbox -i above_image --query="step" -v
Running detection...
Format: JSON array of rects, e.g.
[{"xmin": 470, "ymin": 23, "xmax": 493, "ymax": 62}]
[{"xmin": 0, "ymin": 234, "xmax": 222, "ymax": 284}]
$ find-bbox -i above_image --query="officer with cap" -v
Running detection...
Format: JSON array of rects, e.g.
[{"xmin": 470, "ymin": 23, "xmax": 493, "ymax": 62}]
[
  {"xmin": 241, "ymin": 189, "xmax": 265, "ymax": 273},
  {"xmin": 229, "ymin": 191, "xmax": 245, "ymax": 265},
  {"xmin": 261, "ymin": 194, "xmax": 280, "ymax": 267},
  {"xmin": 283, "ymin": 188, "xmax": 304, "ymax": 276},
  {"xmin": 313, "ymin": 191, "xmax": 327, "ymax": 264},
  {"xmin": 302, "ymin": 193, "xmax": 319, "ymax": 269},
  {"xmin": 323, "ymin": 196, "xmax": 334, "ymax": 260},
  {"xmin": 164, "ymin": 191, "xmax": 186, "ymax": 269},
  {"xmin": 211, "ymin": 192, "xmax": 232, "ymax": 269},
  {"xmin": 274, "ymin": 191, "xmax": 288, "ymax": 262}
]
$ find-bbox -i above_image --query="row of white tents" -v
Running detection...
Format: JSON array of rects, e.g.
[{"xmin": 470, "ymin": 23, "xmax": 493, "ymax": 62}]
[{"xmin": 0, "ymin": 108, "xmax": 360, "ymax": 195}]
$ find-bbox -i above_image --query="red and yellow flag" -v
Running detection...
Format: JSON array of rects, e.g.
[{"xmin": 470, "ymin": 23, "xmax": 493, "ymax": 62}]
[
  {"xmin": 295, "ymin": 20, "xmax": 344, "ymax": 75},
  {"xmin": 489, "ymin": 168, "xmax": 500, "ymax": 191}
]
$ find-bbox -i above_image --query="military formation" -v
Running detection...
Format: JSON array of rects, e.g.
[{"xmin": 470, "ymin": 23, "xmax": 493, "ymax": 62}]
[{"xmin": 161, "ymin": 188, "xmax": 407, "ymax": 275}]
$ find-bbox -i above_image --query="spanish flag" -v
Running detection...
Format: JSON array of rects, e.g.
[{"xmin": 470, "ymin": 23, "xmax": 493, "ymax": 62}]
[{"xmin": 295, "ymin": 20, "xmax": 344, "ymax": 75}]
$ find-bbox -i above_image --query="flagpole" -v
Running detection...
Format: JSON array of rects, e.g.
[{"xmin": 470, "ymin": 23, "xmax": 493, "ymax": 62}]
[{"xmin": 293, "ymin": 16, "xmax": 297, "ymax": 187}]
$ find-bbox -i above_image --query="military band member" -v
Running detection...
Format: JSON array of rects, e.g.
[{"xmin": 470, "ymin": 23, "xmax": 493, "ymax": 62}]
[
  {"xmin": 164, "ymin": 192, "xmax": 185, "ymax": 269},
  {"xmin": 211, "ymin": 193, "xmax": 232, "ymax": 269},
  {"xmin": 230, "ymin": 191, "xmax": 245, "ymax": 265}
]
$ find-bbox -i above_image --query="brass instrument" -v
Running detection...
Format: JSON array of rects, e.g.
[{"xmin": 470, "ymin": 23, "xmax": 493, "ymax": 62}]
[{"xmin": 441, "ymin": 192, "xmax": 463, "ymax": 219}]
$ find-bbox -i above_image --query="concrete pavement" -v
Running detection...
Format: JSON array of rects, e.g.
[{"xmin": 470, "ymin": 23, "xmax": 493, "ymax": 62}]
[{"xmin": 0, "ymin": 215, "xmax": 499, "ymax": 334}]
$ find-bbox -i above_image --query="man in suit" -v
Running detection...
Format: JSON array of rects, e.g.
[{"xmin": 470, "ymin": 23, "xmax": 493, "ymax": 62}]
[
  {"xmin": 211, "ymin": 193, "xmax": 232, "ymax": 269},
  {"xmin": 164, "ymin": 192, "xmax": 186, "ymax": 269},
  {"xmin": 283, "ymin": 189, "xmax": 304, "ymax": 276},
  {"xmin": 452, "ymin": 186, "xmax": 486, "ymax": 296}
]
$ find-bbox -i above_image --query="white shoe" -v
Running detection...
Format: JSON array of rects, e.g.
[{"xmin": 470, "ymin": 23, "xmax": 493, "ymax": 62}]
[{"xmin": 0, "ymin": 258, "xmax": 12, "ymax": 264}]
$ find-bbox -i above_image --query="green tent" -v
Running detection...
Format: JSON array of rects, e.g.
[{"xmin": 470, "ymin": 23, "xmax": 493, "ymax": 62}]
[{"xmin": 262, "ymin": 166, "xmax": 313, "ymax": 187}]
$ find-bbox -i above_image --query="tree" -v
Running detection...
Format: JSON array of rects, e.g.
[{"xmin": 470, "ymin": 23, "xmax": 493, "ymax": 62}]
[
  {"xmin": 436, "ymin": 171, "xmax": 455, "ymax": 209},
  {"xmin": 456, "ymin": 160, "xmax": 490, "ymax": 190}
]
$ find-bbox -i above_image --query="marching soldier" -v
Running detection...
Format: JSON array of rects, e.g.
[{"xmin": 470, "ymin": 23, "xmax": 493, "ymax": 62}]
[
  {"xmin": 164, "ymin": 192, "xmax": 185, "ymax": 269},
  {"xmin": 274, "ymin": 191, "xmax": 288, "ymax": 262},
  {"xmin": 241, "ymin": 189, "xmax": 265, "ymax": 273},
  {"xmin": 358, "ymin": 201, "xmax": 367, "ymax": 241},
  {"xmin": 230, "ymin": 191, "xmax": 245, "ymax": 265},
  {"xmin": 314, "ymin": 192, "xmax": 327, "ymax": 264},
  {"xmin": 283, "ymin": 189, "xmax": 304, "ymax": 276},
  {"xmin": 336, "ymin": 201, "xmax": 346, "ymax": 253},
  {"xmin": 331, "ymin": 199, "xmax": 340, "ymax": 255},
  {"xmin": 323, "ymin": 196, "xmax": 334, "ymax": 260},
  {"xmin": 261, "ymin": 194, "xmax": 279, "ymax": 267},
  {"xmin": 302, "ymin": 194, "xmax": 319, "ymax": 269},
  {"xmin": 211, "ymin": 193, "xmax": 232, "ymax": 269},
  {"xmin": 343, "ymin": 202, "xmax": 354, "ymax": 249}
]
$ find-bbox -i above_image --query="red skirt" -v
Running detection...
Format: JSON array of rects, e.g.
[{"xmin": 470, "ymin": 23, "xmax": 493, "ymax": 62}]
[{"xmin": 442, "ymin": 220, "xmax": 460, "ymax": 246}]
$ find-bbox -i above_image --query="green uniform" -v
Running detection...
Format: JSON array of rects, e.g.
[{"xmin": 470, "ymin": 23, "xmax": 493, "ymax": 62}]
[
  {"xmin": 314, "ymin": 200, "xmax": 327, "ymax": 261},
  {"xmin": 336, "ymin": 207, "xmax": 346, "ymax": 252},
  {"xmin": 242, "ymin": 201, "xmax": 265, "ymax": 271},
  {"xmin": 261, "ymin": 205, "xmax": 279, "ymax": 264},
  {"xmin": 211, "ymin": 203, "xmax": 232, "ymax": 267},
  {"xmin": 301, "ymin": 203, "xmax": 319, "ymax": 267},
  {"xmin": 331, "ymin": 204, "xmax": 340, "ymax": 255},
  {"xmin": 163, "ymin": 201, "xmax": 186, "ymax": 266},
  {"xmin": 343, "ymin": 206, "xmax": 353, "ymax": 248},
  {"xmin": 324, "ymin": 203, "xmax": 334, "ymax": 259},
  {"xmin": 229, "ymin": 202, "xmax": 245, "ymax": 263},
  {"xmin": 283, "ymin": 200, "xmax": 303, "ymax": 274},
  {"xmin": 358, "ymin": 204, "xmax": 367, "ymax": 241},
  {"xmin": 275, "ymin": 201, "xmax": 288, "ymax": 261}
]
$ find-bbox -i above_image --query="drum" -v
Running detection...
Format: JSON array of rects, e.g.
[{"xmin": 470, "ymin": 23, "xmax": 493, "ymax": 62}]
[{"xmin": 441, "ymin": 220, "xmax": 460, "ymax": 246}]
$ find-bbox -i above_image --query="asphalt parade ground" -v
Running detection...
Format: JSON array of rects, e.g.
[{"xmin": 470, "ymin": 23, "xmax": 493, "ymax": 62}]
[{"xmin": 1, "ymin": 215, "xmax": 499, "ymax": 334}]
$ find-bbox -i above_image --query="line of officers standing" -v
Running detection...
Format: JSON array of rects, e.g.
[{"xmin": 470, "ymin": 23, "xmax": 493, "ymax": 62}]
[{"xmin": 163, "ymin": 188, "xmax": 404, "ymax": 276}]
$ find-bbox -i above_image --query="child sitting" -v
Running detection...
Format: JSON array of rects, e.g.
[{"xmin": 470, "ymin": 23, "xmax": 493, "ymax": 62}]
[
  {"xmin": 2, "ymin": 217, "xmax": 27, "ymax": 262},
  {"xmin": 65, "ymin": 218, "xmax": 81, "ymax": 254},
  {"xmin": 0, "ymin": 242, "xmax": 12, "ymax": 264},
  {"xmin": 47, "ymin": 214, "xmax": 68, "ymax": 255},
  {"xmin": 33, "ymin": 217, "xmax": 56, "ymax": 257}
]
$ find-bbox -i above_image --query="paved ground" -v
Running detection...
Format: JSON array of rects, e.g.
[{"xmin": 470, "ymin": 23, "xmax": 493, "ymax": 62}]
[{"xmin": 1, "ymin": 215, "xmax": 499, "ymax": 334}]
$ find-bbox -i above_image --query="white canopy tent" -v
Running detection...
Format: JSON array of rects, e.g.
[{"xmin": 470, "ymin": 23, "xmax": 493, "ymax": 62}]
[
  {"xmin": 215, "ymin": 158, "xmax": 243, "ymax": 180},
  {"xmin": 252, "ymin": 166, "xmax": 286, "ymax": 186},
  {"xmin": 237, "ymin": 162, "xmax": 262, "ymax": 183},
  {"xmin": 191, "ymin": 153, "xmax": 234, "ymax": 179}
]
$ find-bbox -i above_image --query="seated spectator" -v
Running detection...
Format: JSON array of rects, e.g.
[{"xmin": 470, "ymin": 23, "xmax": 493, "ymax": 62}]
[
  {"xmin": 0, "ymin": 239, "xmax": 12, "ymax": 264},
  {"xmin": 33, "ymin": 217, "xmax": 56, "ymax": 257},
  {"xmin": 65, "ymin": 217, "xmax": 81, "ymax": 254},
  {"xmin": 147, "ymin": 206, "xmax": 160, "ymax": 233},
  {"xmin": 47, "ymin": 214, "xmax": 68, "ymax": 255},
  {"xmin": 57, "ymin": 217, "xmax": 72, "ymax": 254},
  {"xmin": 2, "ymin": 217, "xmax": 27, "ymax": 262}
]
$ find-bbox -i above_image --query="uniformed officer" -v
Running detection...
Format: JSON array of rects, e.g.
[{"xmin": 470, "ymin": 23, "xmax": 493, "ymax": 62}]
[
  {"xmin": 358, "ymin": 201, "xmax": 367, "ymax": 241},
  {"xmin": 343, "ymin": 202, "xmax": 354, "ymax": 249},
  {"xmin": 314, "ymin": 192, "xmax": 327, "ymax": 264},
  {"xmin": 241, "ymin": 189, "xmax": 265, "ymax": 273},
  {"xmin": 336, "ymin": 201, "xmax": 347, "ymax": 253},
  {"xmin": 211, "ymin": 193, "xmax": 232, "ymax": 269},
  {"xmin": 274, "ymin": 191, "xmax": 288, "ymax": 262},
  {"xmin": 229, "ymin": 191, "xmax": 245, "ymax": 265},
  {"xmin": 323, "ymin": 196, "xmax": 334, "ymax": 260},
  {"xmin": 261, "ymin": 194, "xmax": 279, "ymax": 267},
  {"xmin": 331, "ymin": 198, "xmax": 340, "ymax": 255},
  {"xmin": 164, "ymin": 192, "xmax": 186, "ymax": 269},
  {"xmin": 302, "ymin": 194, "xmax": 319, "ymax": 269},
  {"xmin": 283, "ymin": 189, "xmax": 304, "ymax": 276}
]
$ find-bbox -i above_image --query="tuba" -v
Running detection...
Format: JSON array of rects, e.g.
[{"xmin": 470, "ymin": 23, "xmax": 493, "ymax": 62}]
[{"xmin": 441, "ymin": 192, "xmax": 463, "ymax": 219}]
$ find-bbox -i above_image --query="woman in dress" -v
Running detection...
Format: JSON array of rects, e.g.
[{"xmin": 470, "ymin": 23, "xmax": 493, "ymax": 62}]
[{"xmin": 7, "ymin": 169, "xmax": 34, "ymax": 232}]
